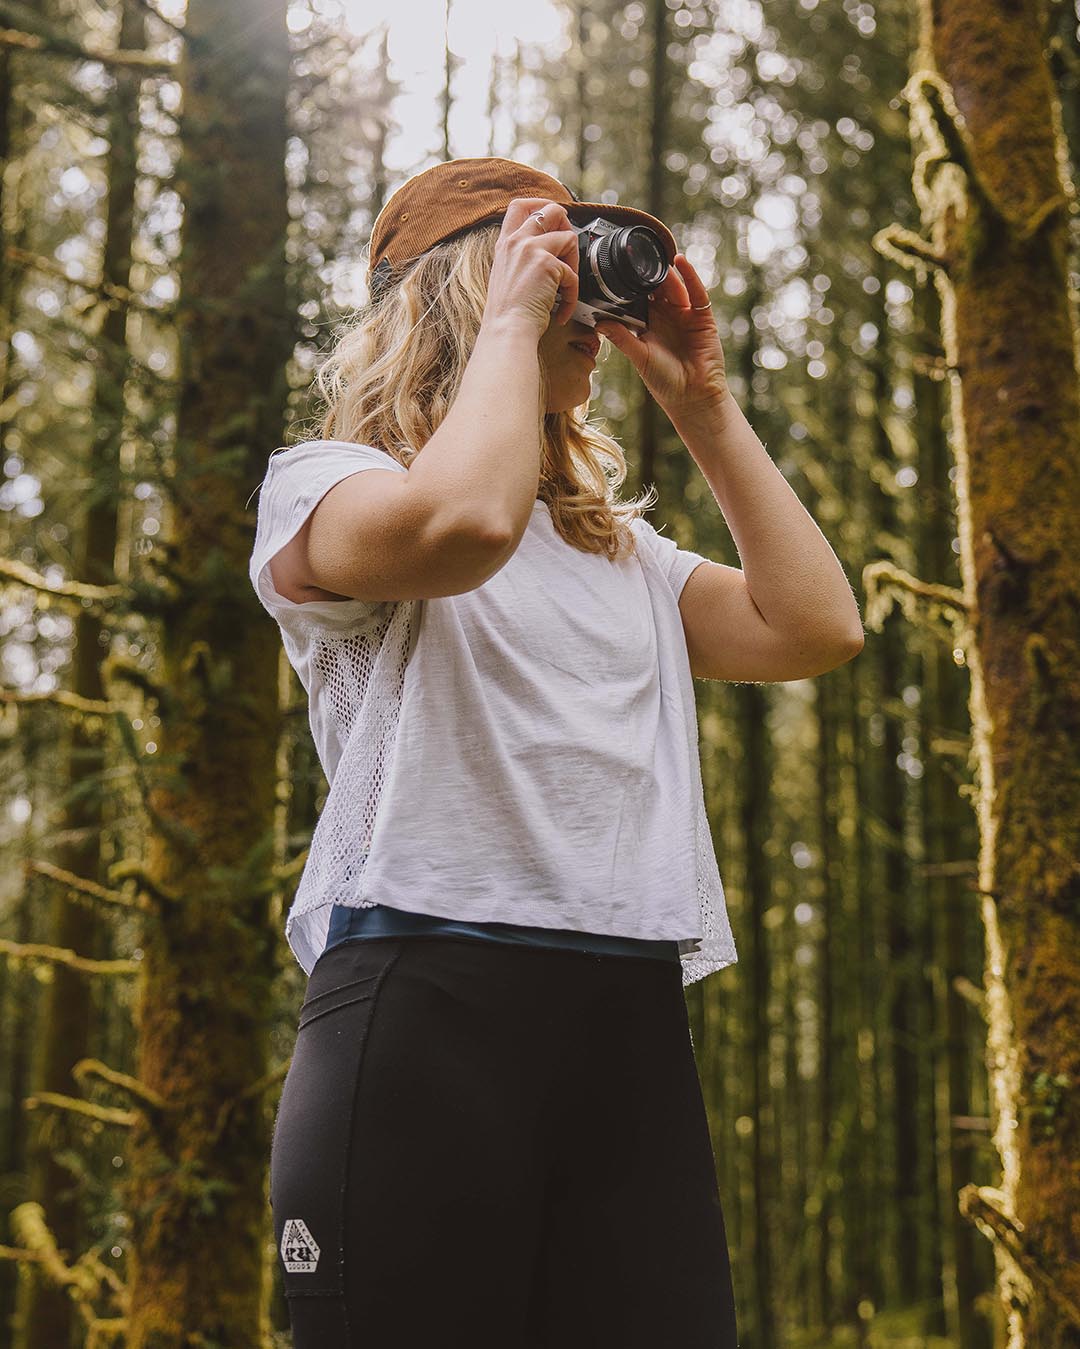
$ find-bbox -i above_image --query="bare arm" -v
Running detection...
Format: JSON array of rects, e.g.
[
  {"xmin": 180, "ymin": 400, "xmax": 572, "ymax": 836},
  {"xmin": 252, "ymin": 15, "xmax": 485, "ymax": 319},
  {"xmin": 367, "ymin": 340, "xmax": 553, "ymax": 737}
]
[
  {"xmin": 275, "ymin": 197, "xmax": 580, "ymax": 603},
  {"xmin": 405, "ymin": 315, "xmax": 545, "ymax": 554},
  {"xmin": 277, "ymin": 318, "xmax": 545, "ymax": 605},
  {"xmin": 671, "ymin": 395, "xmax": 864, "ymax": 679}
]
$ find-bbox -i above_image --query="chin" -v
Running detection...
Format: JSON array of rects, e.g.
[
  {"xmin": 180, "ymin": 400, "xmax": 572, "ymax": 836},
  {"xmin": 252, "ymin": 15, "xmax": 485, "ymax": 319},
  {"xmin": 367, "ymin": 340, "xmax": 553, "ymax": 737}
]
[{"xmin": 547, "ymin": 386, "xmax": 593, "ymax": 415}]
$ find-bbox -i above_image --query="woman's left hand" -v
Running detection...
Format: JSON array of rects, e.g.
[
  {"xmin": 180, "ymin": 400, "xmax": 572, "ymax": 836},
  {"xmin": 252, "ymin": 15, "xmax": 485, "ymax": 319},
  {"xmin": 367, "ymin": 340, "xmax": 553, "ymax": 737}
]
[{"xmin": 594, "ymin": 253, "xmax": 730, "ymax": 420}]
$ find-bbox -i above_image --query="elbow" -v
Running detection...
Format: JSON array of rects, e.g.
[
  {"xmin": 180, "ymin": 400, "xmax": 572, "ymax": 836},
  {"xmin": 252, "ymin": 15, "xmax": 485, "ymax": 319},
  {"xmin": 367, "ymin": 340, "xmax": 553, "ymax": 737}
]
[
  {"xmin": 479, "ymin": 514, "xmax": 530, "ymax": 572},
  {"xmin": 829, "ymin": 626, "xmax": 865, "ymax": 666},
  {"xmin": 803, "ymin": 624, "xmax": 864, "ymax": 676}
]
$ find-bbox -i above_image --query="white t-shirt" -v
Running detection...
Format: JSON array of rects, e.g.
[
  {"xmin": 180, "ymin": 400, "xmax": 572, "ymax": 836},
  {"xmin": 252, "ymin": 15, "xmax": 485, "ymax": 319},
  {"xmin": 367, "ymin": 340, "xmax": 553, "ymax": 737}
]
[{"xmin": 248, "ymin": 439, "xmax": 738, "ymax": 986}]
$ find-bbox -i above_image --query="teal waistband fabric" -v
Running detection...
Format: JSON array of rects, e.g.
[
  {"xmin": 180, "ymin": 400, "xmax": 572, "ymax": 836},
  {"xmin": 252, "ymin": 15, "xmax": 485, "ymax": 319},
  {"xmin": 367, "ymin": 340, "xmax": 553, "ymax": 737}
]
[{"xmin": 324, "ymin": 902, "xmax": 681, "ymax": 964}]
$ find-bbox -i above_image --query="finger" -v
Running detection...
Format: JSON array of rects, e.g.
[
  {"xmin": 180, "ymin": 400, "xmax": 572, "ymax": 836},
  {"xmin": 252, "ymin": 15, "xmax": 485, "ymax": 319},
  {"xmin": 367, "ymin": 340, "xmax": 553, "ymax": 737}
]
[
  {"xmin": 557, "ymin": 259, "xmax": 579, "ymax": 324},
  {"xmin": 674, "ymin": 253, "xmax": 712, "ymax": 307},
  {"xmin": 653, "ymin": 263, "xmax": 692, "ymax": 308},
  {"xmin": 507, "ymin": 198, "xmax": 569, "ymax": 233},
  {"xmin": 595, "ymin": 320, "xmax": 646, "ymax": 365},
  {"xmin": 507, "ymin": 196, "xmax": 561, "ymax": 216},
  {"xmin": 533, "ymin": 234, "xmax": 580, "ymax": 324},
  {"xmin": 504, "ymin": 197, "xmax": 545, "ymax": 230}
]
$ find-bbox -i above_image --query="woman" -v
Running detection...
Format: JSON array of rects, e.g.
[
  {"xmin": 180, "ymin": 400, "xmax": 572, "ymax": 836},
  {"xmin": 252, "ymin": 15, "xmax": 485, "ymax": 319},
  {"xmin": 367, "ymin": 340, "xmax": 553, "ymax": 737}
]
[{"xmin": 249, "ymin": 156, "xmax": 863, "ymax": 1348}]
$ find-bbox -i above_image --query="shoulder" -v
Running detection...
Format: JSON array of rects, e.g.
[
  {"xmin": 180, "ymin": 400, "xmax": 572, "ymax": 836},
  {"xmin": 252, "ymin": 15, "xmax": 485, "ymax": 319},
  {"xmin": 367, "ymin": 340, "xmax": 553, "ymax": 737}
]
[
  {"xmin": 627, "ymin": 514, "xmax": 660, "ymax": 555},
  {"xmin": 265, "ymin": 439, "xmax": 406, "ymax": 477},
  {"xmin": 250, "ymin": 440, "xmax": 406, "ymax": 512}
]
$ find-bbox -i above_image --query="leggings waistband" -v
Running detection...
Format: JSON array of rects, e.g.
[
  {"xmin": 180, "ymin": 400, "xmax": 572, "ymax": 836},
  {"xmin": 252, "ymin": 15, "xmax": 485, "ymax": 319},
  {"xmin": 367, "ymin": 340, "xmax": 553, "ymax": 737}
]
[{"xmin": 324, "ymin": 902, "xmax": 682, "ymax": 963}]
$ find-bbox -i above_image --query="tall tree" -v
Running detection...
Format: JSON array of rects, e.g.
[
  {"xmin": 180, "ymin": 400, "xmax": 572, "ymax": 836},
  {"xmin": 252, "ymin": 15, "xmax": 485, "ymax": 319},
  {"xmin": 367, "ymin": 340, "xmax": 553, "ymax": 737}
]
[
  {"xmin": 913, "ymin": 275, "xmax": 994, "ymax": 1349},
  {"xmin": 0, "ymin": 20, "xmax": 36, "ymax": 1339},
  {"xmin": 635, "ymin": 0, "xmax": 670, "ymax": 497},
  {"xmin": 15, "ymin": 7, "xmax": 145, "ymax": 1348},
  {"xmin": 732, "ymin": 262, "xmax": 778, "ymax": 1349},
  {"xmin": 120, "ymin": 0, "xmax": 292, "ymax": 1340},
  {"xmin": 873, "ymin": 0, "xmax": 1080, "ymax": 1340},
  {"xmin": 439, "ymin": 0, "xmax": 460, "ymax": 161}
]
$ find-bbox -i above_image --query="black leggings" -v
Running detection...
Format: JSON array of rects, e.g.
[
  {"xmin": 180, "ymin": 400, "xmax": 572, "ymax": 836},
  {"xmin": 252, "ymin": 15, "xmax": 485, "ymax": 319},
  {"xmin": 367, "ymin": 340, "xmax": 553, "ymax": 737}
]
[{"xmin": 270, "ymin": 934, "xmax": 739, "ymax": 1347}]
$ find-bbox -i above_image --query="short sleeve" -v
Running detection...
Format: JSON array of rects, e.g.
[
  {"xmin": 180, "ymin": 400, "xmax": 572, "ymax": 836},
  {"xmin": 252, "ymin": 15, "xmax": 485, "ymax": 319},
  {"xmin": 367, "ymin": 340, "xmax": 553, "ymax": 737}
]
[
  {"xmin": 631, "ymin": 516, "xmax": 710, "ymax": 599},
  {"xmin": 247, "ymin": 439, "xmax": 408, "ymax": 629}
]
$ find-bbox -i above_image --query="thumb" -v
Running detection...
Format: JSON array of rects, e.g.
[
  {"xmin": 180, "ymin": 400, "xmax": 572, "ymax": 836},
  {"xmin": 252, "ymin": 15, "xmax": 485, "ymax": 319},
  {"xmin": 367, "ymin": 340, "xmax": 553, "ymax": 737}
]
[{"xmin": 596, "ymin": 320, "xmax": 646, "ymax": 369}]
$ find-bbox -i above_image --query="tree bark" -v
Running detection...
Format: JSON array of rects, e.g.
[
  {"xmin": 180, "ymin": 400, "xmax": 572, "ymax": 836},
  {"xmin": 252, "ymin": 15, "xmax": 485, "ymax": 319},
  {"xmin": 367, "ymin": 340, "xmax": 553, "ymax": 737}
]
[
  {"xmin": 635, "ymin": 0, "xmax": 668, "ymax": 498},
  {"xmin": 912, "ymin": 0, "xmax": 1080, "ymax": 1340},
  {"xmin": 913, "ymin": 272, "xmax": 995, "ymax": 1349},
  {"xmin": 16, "ymin": 1, "xmax": 143, "ymax": 1343},
  {"xmin": 120, "ymin": 0, "xmax": 292, "ymax": 1342},
  {"xmin": 734, "ymin": 263, "xmax": 778, "ymax": 1349}
]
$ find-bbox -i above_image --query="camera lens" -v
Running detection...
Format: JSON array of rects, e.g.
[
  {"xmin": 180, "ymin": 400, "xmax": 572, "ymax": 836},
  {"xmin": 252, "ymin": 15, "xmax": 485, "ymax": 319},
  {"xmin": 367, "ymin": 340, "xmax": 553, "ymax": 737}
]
[
  {"xmin": 593, "ymin": 225, "xmax": 667, "ymax": 299},
  {"xmin": 623, "ymin": 228, "xmax": 666, "ymax": 284}
]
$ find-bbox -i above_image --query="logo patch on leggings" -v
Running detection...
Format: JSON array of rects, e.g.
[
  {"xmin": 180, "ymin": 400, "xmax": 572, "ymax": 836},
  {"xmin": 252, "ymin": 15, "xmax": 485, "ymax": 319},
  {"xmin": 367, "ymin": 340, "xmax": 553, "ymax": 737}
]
[{"xmin": 281, "ymin": 1218, "xmax": 320, "ymax": 1273}]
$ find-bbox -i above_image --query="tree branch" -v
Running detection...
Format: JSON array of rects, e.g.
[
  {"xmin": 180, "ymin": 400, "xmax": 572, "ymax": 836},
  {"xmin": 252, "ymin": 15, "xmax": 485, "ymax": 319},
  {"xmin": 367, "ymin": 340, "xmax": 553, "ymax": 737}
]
[
  {"xmin": 872, "ymin": 222, "xmax": 948, "ymax": 277},
  {"xmin": 24, "ymin": 858, "xmax": 148, "ymax": 912},
  {"xmin": 99, "ymin": 655, "xmax": 175, "ymax": 711},
  {"xmin": 0, "ymin": 1242, "xmax": 43, "ymax": 1262},
  {"xmin": 10, "ymin": 1202, "xmax": 101, "ymax": 1301},
  {"xmin": 86, "ymin": 1317, "xmax": 128, "ymax": 1349},
  {"xmin": 959, "ymin": 1185, "xmax": 1080, "ymax": 1330},
  {"xmin": 915, "ymin": 858, "xmax": 977, "ymax": 877},
  {"xmin": 0, "ymin": 938, "xmax": 140, "ymax": 976},
  {"xmin": 5, "ymin": 244, "xmax": 174, "ymax": 317},
  {"xmin": 862, "ymin": 559, "xmax": 968, "ymax": 638},
  {"xmin": 209, "ymin": 1060, "xmax": 291, "ymax": 1146},
  {"xmin": 952, "ymin": 975, "xmax": 987, "ymax": 1018},
  {"xmin": 23, "ymin": 1091, "xmax": 137, "ymax": 1129},
  {"xmin": 0, "ymin": 21, "xmax": 175, "ymax": 73},
  {"xmin": 0, "ymin": 555, "xmax": 127, "ymax": 608},
  {"xmin": 82, "ymin": 1245, "xmax": 126, "ymax": 1299},
  {"xmin": 0, "ymin": 687, "xmax": 121, "ymax": 717},
  {"xmin": 106, "ymin": 859, "xmax": 182, "ymax": 909},
  {"xmin": 273, "ymin": 848, "xmax": 309, "ymax": 885},
  {"xmin": 7, "ymin": 1203, "xmax": 127, "ymax": 1338},
  {"xmin": 72, "ymin": 1058, "xmax": 170, "ymax": 1113}
]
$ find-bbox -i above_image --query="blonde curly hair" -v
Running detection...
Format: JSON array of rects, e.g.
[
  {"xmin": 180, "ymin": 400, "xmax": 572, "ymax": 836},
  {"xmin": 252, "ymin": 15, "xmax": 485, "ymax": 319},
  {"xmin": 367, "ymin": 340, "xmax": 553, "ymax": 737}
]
[{"xmin": 295, "ymin": 219, "xmax": 657, "ymax": 561}]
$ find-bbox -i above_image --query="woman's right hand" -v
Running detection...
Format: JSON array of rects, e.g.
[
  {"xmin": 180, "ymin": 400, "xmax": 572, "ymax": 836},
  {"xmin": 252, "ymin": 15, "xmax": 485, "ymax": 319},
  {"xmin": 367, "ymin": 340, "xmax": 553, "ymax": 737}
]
[{"xmin": 481, "ymin": 197, "xmax": 580, "ymax": 340}]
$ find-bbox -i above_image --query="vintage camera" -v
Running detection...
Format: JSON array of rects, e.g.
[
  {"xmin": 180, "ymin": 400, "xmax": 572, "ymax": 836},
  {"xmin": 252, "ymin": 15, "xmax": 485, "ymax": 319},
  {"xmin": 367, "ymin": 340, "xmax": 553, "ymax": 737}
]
[{"xmin": 557, "ymin": 216, "xmax": 669, "ymax": 334}]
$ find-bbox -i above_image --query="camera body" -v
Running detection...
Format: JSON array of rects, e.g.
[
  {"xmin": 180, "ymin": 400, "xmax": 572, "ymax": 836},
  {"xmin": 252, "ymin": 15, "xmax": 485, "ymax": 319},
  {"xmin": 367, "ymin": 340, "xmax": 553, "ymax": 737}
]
[{"xmin": 558, "ymin": 216, "xmax": 669, "ymax": 334}]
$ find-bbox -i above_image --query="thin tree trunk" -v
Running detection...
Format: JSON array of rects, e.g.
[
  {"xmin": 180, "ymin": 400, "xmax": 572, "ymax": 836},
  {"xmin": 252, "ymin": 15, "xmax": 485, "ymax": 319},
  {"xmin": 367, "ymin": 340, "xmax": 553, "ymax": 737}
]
[
  {"xmin": 635, "ymin": 0, "xmax": 668, "ymax": 497},
  {"xmin": 370, "ymin": 27, "xmax": 390, "ymax": 218},
  {"xmin": 741, "ymin": 676, "xmax": 775, "ymax": 1349},
  {"xmin": 815, "ymin": 666, "xmax": 837, "ymax": 1336},
  {"xmin": 0, "ymin": 33, "xmax": 31, "ymax": 1340},
  {"xmin": 16, "ymin": 6, "xmax": 144, "ymax": 1346},
  {"xmin": 572, "ymin": 4, "xmax": 591, "ymax": 192},
  {"xmin": 839, "ymin": 365, "xmax": 876, "ymax": 1341},
  {"xmin": 121, "ymin": 0, "xmax": 292, "ymax": 1340},
  {"xmin": 913, "ymin": 272, "xmax": 995, "ymax": 1349},
  {"xmin": 734, "ymin": 262, "xmax": 777, "ymax": 1349},
  {"xmin": 440, "ymin": 0, "xmax": 455, "ymax": 161}
]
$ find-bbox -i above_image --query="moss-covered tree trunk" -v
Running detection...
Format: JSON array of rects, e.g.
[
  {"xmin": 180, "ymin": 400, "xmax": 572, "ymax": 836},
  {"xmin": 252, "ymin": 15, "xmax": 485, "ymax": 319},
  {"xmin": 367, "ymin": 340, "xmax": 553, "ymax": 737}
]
[
  {"xmin": 902, "ymin": 1, "xmax": 1080, "ymax": 1341},
  {"xmin": 635, "ymin": 0, "xmax": 669, "ymax": 498},
  {"xmin": 121, "ymin": 0, "xmax": 292, "ymax": 1342},
  {"xmin": 913, "ymin": 274, "xmax": 995, "ymax": 1349},
  {"xmin": 16, "ymin": 8, "xmax": 144, "ymax": 1348}
]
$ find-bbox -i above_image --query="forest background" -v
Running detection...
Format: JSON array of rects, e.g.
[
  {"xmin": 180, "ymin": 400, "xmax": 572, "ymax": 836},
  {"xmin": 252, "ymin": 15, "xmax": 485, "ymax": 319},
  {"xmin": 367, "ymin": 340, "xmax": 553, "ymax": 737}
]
[{"xmin": 0, "ymin": 0, "xmax": 1078, "ymax": 1346}]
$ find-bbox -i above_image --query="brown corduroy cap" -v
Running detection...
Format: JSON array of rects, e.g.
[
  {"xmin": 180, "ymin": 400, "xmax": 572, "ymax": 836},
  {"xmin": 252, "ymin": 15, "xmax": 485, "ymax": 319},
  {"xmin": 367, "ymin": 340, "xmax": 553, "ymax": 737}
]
[{"xmin": 367, "ymin": 156, "xmax": 678, "ymax": 299}]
